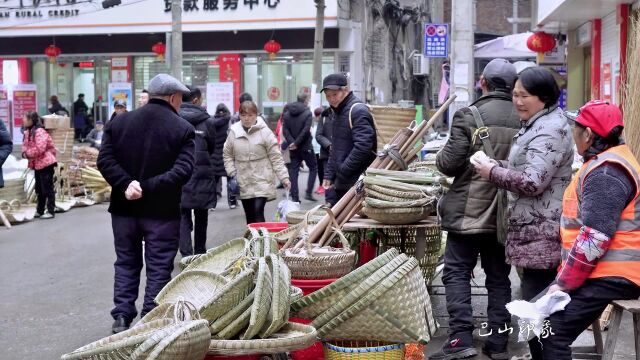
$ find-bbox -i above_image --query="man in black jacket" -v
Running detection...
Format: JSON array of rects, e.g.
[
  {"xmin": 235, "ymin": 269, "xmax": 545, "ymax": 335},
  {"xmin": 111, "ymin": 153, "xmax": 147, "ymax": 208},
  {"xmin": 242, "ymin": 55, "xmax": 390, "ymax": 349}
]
[
  {"xmin": 178, "ymin": 86, "xmax": 216, "ymax": 257},
  {"xmin": 321, "ymin": 74, "xmax": 376, "ymax": 205},
  {"xmin": 315, "ymin": 106, "xmax": 335, "ymax": 204},
  {"xmin": 430, "ymin": 59, "xmax": 520, "ymax": 360},
  {"xmin": 98, "ymin": 74, "xmax": 195, "ymax": 334},
  {"xmin": 284, "ymin": 93, "xmax": 318, "ymax": 202}
]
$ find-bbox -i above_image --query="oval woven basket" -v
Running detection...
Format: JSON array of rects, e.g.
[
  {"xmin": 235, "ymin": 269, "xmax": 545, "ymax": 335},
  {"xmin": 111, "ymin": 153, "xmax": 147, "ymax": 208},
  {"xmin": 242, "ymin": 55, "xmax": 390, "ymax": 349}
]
[
  {"xmin": 286, "ymin": 209, "xmax": 326, "ymax": 225},
  {"xmin": 323, "ymin": 341, "xmax": 405, "ymax": 360},
  {"xmin": 208, "ymin": 322, "xmax": 318, "ymax": 356},
  {"xmin": 361, "ymin": 206, "xmax": 432, "ymax": 225}
]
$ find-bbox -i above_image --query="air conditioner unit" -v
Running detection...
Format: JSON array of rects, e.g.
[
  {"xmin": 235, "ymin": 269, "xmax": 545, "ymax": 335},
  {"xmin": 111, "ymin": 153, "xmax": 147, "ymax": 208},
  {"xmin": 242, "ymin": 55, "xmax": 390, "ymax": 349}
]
[{"xmin": 412, "ymin": 54, "xmax": 430, "ymax": 76}]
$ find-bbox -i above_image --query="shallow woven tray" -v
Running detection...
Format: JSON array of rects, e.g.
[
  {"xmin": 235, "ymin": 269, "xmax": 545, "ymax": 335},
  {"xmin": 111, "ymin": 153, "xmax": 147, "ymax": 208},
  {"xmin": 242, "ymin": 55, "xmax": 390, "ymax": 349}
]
[
  {"xmin": 241, "ymin": 257, "xmax": 272, "ymax": 340},
  {"xmin": 154, "ymin": 270, "xmax": 229, "ymax": 310},
  {"xmin": 291, "ymin": 249, "xmax": 400, "ymax": 319},
  {"xmin": 183, "ymin": 238, "xmax": 250, "ymax": 274},
  {"xmin": 61, "ymin": 319, "xmax": 173, "ymax": 360},
  {"xmin": 286, "ymin": 209, "xmax": 326, "ymax": 225},
  {"xmin": 260, "ymin": 254, "xmax": 291, "ymax": 337},
  {"xmin": 361, "ymin": 206, "xmax": 433, "ymax": 225},
  {"xmin": 209, "ymin": 291, "xmax": 255, "ymax": 336},
  {"xmin": 129, "ymin": 320, "xmax": 211, "ymax": 360},
  {"xmin": 208, "ymin": 322, "xmax": 318, "ymax": 356}
]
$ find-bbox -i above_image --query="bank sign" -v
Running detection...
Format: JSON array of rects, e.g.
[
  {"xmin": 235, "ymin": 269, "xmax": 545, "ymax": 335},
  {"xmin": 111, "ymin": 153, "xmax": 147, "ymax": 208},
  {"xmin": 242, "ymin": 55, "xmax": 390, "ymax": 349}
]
[{"xmin": 0, "ymin": 0, "xmax": 336, "ymax": 36}]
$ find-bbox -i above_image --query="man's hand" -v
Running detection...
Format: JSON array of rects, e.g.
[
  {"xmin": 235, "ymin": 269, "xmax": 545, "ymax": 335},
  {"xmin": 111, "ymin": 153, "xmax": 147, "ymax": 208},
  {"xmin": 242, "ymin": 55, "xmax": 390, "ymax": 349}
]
[
  {"xmin": 125, "ymin": 180, "xmax": 143, "ymax": 200},
  {"xmin": 322, "ymin": 179, "xmax": 333, "ymax": 189},
  {"xmin": 282, "ymin": 179, "xmax": 291, "ymax": 190},
  {"xmin": 289, "ymin": 143, "xmax": 298, "ymax": 151},
  {"xmin": 546, "ymin": 283, "xmax": 564, "ymax": 295}
]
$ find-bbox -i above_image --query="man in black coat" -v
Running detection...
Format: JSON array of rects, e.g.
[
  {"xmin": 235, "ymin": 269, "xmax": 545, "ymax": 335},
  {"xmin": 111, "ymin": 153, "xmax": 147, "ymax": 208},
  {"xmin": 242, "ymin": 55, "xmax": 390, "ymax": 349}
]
[
  {"xmin": 178, "ymin": 86, "xmax": 216, "ymax": 257},
  {"xmin": 97, "ymin": 74, "xmax": 195, "ymax": 334},
  {"xmin": 321, "ymin": 74, "xmax": 376, "ymax": 205},
  {"xmin": 283, "ymin": 93, "xmax": 318, "ymax": 202},
  {"xmin": 315, "ymin": 106, "xmax": 335, "ymax": 204},
  {"xmin": 0, "ymin": 120, "xmax": 12, "ymax": 188}
]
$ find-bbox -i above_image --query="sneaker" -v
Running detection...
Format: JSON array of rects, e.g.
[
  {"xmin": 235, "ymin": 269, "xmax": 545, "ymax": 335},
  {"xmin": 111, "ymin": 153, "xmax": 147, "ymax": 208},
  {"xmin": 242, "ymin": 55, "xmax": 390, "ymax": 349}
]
[
  {"xmin": 111, "ymin": 315, "xmax": 131, "ymax": 334},
  {"xmin": 229, "ymin": 203, "xmax": 237, "ymax": 209},
  {"xmin": 428, "ymin": 337, "xmax": 477, "ymax": 360},
  {"xmin": 34, "ymin": 212, "xmax": 43, "ymax": 218},
  {"xmin": 40, "ymin": 212, "xmax": 55, "ymax": 219},
  {"xmin": 482, "ymin": 344, "xmax": 509, "ymax": 360},
  {"xmin": 304, "ymin": 194, "xmax": 317, "ymax": 202},
  {"xmin": 315, "ymin": 186, "xmax": 325, "ymax": 195}
]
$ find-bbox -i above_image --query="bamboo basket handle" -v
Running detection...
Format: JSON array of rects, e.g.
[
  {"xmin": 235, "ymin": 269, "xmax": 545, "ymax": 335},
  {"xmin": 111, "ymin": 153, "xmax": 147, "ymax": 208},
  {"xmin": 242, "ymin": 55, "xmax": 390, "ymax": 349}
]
[
  {"xmin": 298, "ymin": 204, "xmax": 325, "ymax": 251},
  {"xmin": 173, "ymin": 298, "xmax": 201, "ymax": 321},
  {"xmin": 9, "ymin": 199, "xmax": 21, "ymax": 211},
  {"xmin": 319, "ymin": 206, "xmax": 351, "ymax": 250},
  {"xmin": 0, "ymin": 200, "xmax": 10, "ymax": 212}
]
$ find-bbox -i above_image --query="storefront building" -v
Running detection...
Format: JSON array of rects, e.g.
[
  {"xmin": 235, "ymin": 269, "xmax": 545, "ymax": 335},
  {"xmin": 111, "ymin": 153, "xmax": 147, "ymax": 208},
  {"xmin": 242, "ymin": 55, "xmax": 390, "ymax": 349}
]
[
  {"xmin": 0, "ymin": 0, "xmax": 349, "ymax": 140},
  {"xmin": 535, "ymin": 0, "xmax": 634, "ymax": 110}
]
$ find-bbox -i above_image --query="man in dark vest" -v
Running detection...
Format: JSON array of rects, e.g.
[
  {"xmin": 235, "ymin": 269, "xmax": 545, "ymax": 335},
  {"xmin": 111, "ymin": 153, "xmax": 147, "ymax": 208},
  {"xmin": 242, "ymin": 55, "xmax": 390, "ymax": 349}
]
[
  {"xmin": 98, "ymin": 73, "xmax": 195, "ymax": 334},
  {"xmin": 430, "ymin": 59, "xmax": 520, "ymax": 360}
]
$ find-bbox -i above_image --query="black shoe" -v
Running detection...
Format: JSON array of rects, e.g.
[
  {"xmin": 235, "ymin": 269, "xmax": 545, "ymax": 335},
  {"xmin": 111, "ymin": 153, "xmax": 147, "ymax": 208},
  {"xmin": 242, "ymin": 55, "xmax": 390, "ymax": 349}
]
[
  {"xmin": 482, "ymin": 344, "xmax": 509, "ymax": 360},
  {"xmin": 428, "ymin": 337, "xmax": 477, "ymax": 360},
  {"xmin": 112, "ymin": 315, "xmax": 131, "ymax": 334},
  {"xmin": 291, "ymin": 198, "xmax": 300, "ymax": 203},
  {"xmin": 304, "ymin": 194, "xmax": 318, "ymax": 202}
]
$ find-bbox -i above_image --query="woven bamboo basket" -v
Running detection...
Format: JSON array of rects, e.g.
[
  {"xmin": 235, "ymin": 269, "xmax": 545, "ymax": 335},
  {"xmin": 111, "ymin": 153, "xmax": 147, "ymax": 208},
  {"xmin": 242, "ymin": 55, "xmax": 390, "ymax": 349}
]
[
  {"xmin": 364, "ymin": 184, "xmax": 427, "ymax": 200},
  {"xmin": 365, "ymin": 196, "xmax": 436, "ymax": 209},
  {"xmin": 0, "ymin": 199, "xmax": 37, "ymax": 223},
  {"xmin": 368, "ymin": 105, "xmax": 417, "ymax": 152},
  {"xmin": 260, "ymin": 254, "xmax": 291, "ymax": 337},
  {"xmin": 285, "ymin": 209, "xmax": 326, "ymax": 225},
  {"xmin": 323, "ymin": 341, "xmax": 405, "ymax": 360},
  {"xmin": 200, "ymin": 268, "xmax": 256, "ymax": 323},
  {"xmin": 208, "ymin": 322, "xmax": 318, "ymax": 356},
  {"xmin": 135, "ymin": 300, "xmax": 202, "ymax": 327},
  {"xmin": 379, "ymin": 224, "xmax": 442, "ymax": 284},
  {"xmin": 155, "ymin": 270, "xmax": 230, "ymax": 310},
  {"xmin": 361, "ymin": 206, "xmax": 433, "ymax": 225},
  {"xmin": 210, "ymin": 291, "xmax": 255, "ymax": 336},
  {"xmin": 290, "ymin": 286, "xmax": 304, "ymax": 303},
  {"xmin": 0, "ymin": 178, "xmax": 27, "ymax": 202},
  {"xmin": 129, "ymin": 320, "xmax": 211, "ymax": 360},
  {"xmin": 241, "ymin": 257, "xmax": 273, "ymax": 340},
  {"xmin": 291, "ymin": 249, "xmax": 400, "ymax": 319},
  {"xmin": 61, "ymin": 319, "xmax": 174, "ymax": 360},
  {"xmin": 183, "ymin": 238, "xmax": 250, "ymax": 274},
  {"xmin": 317, "ymin": 257, "xmax": 438, "ymax": 343}
]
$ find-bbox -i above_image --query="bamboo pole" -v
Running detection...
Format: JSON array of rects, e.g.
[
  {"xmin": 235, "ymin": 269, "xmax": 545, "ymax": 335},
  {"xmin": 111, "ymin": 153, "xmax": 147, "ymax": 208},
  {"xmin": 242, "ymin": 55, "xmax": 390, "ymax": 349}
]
[{"xmin": 308, "ymin": 95, "xmax": 457, "ymax": 243}]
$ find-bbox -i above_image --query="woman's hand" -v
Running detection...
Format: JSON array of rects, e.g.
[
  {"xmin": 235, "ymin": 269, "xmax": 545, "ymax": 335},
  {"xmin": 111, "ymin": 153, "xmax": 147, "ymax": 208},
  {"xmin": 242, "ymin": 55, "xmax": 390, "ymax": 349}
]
[
  {"xmin": 546, "ymin": 283, "xmax": 565, "ymax": 295},
  {"xmin": 282, "ymin": 179, "xmax": 291, "ymax": 190},
  {"xmin": 470, "ymin": 151, "xmax": 497, "ymax": 179}
]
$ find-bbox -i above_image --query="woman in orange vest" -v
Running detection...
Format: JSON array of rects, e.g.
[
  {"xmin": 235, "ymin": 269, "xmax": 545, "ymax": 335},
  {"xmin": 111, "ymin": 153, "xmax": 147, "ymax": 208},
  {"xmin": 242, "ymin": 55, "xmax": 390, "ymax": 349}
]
[{"xmin": 542, "ymin": 100, "xmax": 640, "ymax": 359}]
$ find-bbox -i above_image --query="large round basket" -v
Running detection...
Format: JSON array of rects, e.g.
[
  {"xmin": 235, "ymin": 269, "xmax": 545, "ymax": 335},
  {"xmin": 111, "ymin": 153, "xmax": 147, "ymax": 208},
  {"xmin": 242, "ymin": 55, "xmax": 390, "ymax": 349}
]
[
  {"xmin": 323, "ymin": 340, "xmax": 405, "ymax": 360},
  {"xmin": 361, "ymin": 206, "xmax": 432, "ymax": 225},
  {"xmin": 208, "ymin": 322, "xmax": 318, "ymax": 356}
]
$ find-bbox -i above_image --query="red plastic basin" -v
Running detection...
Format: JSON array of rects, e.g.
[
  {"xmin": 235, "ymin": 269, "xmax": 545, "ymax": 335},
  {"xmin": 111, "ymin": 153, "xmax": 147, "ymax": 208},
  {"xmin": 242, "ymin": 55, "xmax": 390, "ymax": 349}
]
[
  {"xmin": 291, "ymin": 278, "xmax": 338, "ymax": 296},
  {"xmin": 247, "ymin": 222, "xmax": 288, "ymax": 233},
  {"xmin": 290, "ymin": 317, "xmax": 325, "ymax": 360}
]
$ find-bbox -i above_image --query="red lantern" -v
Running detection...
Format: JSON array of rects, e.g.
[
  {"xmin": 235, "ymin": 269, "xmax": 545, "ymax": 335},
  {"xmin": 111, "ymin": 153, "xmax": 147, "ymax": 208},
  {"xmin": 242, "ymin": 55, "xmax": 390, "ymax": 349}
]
[
  {"xmin": 151, "ymin": 42, "xmax": 166, "ymax": 61},
  {"xmin": 527, "ymin": 32, "xmax": 556, "ymax": 63},
  {"xmin": 44, "ymin": 44, "xmax": 61, "ymax": 64},
  {"xmin": 263, "ymin": 39, "xmax": 281, "ymax": 60}
]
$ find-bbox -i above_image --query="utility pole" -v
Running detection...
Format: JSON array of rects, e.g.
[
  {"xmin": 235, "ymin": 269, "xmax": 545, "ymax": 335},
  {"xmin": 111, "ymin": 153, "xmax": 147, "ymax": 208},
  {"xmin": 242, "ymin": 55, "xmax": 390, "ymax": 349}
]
[
  {"xmin": 312, "ymin": 0, "xmax": 326, "ymax": 93},
  {"xmin": 448, "ymin": 0, "xmax": 474, "ymax": 124},
  {"xmin": 170, "ymin": 0, "xmax": 183, "ymax": 81}
]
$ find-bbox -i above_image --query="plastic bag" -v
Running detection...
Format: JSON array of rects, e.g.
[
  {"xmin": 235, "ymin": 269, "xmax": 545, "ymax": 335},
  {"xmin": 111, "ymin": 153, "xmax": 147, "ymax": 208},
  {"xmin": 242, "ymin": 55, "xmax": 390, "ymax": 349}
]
[
  {"xmin": 227, "ymin": 176, "xmax": 240, "ymax": 197},
  {"xmin": 275, "ymin": 192, "xmax": 300, "ymax": 222}
]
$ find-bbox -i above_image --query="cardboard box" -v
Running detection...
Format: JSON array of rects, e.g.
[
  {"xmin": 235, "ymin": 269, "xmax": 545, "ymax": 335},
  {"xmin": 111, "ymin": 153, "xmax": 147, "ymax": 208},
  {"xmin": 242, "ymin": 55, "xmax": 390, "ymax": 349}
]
[{"xmin": 42, "ymin": 114, "xmax": 71, "ymax": 129}]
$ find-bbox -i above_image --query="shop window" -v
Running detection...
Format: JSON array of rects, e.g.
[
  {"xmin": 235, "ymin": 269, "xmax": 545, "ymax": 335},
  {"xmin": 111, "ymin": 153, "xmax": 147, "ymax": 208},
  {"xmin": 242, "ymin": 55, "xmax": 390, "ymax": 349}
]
[{"xmin": 32, "ymin": 60, "xmax": 48, "ymax": 115}]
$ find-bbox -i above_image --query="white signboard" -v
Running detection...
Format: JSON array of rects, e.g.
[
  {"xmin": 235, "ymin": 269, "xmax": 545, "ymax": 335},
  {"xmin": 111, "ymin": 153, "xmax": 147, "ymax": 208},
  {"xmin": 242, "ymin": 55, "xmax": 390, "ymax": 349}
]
[
  {"xmin": 206, "ymin": 82, "xmax": 234, "ymax": 116},
  {"xmin": 0, "ymin": 0, "xmax": 338, "ymax": 37}
]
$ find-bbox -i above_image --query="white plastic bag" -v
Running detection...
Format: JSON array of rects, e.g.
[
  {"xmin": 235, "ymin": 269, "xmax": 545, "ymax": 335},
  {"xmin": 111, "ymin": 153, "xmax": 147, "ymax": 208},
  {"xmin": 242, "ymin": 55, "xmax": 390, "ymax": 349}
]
[{"xmin": 275, "ymin": 192, "xmax": 300, "ymax": 222}]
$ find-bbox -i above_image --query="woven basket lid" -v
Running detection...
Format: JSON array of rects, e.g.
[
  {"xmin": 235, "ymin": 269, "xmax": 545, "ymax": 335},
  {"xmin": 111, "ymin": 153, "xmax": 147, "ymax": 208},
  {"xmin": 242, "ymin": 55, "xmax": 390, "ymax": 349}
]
[
  {"xmin": 209, "ymin": 291, "xmax": 255, "ymax": 336},
  {"xmin": 183, "ymin": 238, "xmax": 249, "ymax": 274},
  {"xmin": 318, "ymin": 258, "xmax": 438, "ymax": 343},
  {"xmin": 241, "ymin": 257, "xmax": 273, "ymax": 340},
  {"xmin": 291, "ymin": 248, "xmax": 400, "ymax": 318},
  {"xmin": 260, "ymin": 255, "xmax": 291, "ymax": 337},
  {"xmin": 208, "ymin": 322, "xmax": 318, "ymax": 356}
]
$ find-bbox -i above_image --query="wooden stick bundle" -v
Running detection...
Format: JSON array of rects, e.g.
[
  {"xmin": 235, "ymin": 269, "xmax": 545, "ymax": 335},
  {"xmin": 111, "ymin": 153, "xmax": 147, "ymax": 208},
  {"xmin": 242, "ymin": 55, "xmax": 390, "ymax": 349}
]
[{"xmin": 309, "ymin": 95, "xmax": 457, "ymax": 244}]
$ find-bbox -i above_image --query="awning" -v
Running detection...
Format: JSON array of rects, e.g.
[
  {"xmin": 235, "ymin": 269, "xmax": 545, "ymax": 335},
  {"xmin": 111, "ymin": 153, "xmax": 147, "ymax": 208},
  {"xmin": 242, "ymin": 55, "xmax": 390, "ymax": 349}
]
[{"xmin": 474, "ymin": 32, "xmax": 535, "ymax": 59}]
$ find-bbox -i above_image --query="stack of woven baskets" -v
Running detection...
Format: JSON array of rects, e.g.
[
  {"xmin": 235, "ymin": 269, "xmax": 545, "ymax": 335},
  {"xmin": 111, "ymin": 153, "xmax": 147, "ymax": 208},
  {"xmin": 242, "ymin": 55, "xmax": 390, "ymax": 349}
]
[
  {"xmin": 361, "ymin": 168, "xmax": 444, "ymax": 224},
  {"xmin": 291, "ymin": 248, "xmax": 439, "ymax": 345}
]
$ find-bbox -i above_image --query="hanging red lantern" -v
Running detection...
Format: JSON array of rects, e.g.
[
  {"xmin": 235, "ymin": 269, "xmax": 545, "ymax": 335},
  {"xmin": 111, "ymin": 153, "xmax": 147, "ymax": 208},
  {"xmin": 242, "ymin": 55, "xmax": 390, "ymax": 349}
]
[
  {"xmin": 44, "ymin": 44, "xmax": 61, "ymax": 64},
  {"xmin": 151, "ymin": 42, "xmax": 166, "ymax": 61},
  {"xmin": 527, "ymin": 32, "xmax": 556, "ymax": 63},
  {"xmin": 263, "ymin": 39, "xmax": 281, "ymax": 60}
]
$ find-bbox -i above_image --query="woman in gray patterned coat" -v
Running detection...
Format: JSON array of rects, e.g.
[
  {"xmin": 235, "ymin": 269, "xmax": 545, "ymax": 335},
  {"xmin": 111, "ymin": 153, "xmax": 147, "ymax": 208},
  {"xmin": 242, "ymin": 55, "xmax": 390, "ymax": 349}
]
[{"xmin": 474, "ymin": 67, "xmax": 574, "ymax": 360}]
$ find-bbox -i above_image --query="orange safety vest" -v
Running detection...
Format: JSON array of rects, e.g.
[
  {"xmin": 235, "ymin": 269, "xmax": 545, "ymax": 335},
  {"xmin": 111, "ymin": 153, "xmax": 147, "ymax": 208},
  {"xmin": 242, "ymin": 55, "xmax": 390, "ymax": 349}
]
[{"xmin": 560, "ymin": 144, "xmax": 640, "ymax": 286}]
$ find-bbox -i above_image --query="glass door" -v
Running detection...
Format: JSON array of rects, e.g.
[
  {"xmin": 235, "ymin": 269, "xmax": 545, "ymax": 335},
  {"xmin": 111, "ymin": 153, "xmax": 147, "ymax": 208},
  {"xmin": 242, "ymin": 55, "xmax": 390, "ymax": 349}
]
[{"xmin": 259, "ymin": 60, "xmax": 287, "ymax": 128}]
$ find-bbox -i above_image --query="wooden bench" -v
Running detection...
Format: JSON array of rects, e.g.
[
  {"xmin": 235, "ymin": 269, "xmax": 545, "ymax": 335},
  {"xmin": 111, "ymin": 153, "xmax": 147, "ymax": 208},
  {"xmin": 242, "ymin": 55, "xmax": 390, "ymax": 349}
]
[{"xmin": 572, "ymin": 299, "xmax": 640, "ymax": 360}]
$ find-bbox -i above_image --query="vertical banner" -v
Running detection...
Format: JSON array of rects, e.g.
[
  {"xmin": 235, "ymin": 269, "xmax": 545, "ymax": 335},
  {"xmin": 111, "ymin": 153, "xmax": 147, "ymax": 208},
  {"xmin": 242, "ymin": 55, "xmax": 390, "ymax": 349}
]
[
  {"xmin": 11, "ymin": 84, "xmax": 37, "ymax": 143},
  {"xmin": 217, "ymin": 54, "xmax": 242, "ymax": 112},
  {"xmin": 111, "ymin": 57, "xmax": 131, "ymax": 83},
  {"xmin": 206, "ymin": 82, "xmax": 235, "ymax": 116},
  {"xmin": 0, "ymin": 84, "xmax": 9, "ymax": 128},
  {"xmin": 603, "ymin": 63, "xmax": 612, "ymax": 103},
  {"xmin": 107, "ymin": 83, "xmax": 133, "ymax": 115}
]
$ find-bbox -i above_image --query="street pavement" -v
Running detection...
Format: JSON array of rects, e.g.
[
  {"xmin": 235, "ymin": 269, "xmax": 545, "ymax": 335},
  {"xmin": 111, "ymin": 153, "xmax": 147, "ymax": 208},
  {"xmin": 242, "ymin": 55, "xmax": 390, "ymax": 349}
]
[{"xmin": 1, "ymin": 171, "xmax": 638, "ymax": 359}]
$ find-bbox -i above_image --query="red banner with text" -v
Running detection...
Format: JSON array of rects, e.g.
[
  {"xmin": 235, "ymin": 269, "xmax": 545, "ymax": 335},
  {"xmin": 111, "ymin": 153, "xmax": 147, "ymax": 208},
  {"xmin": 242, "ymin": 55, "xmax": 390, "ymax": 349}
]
[{"xmin": 217, "ymin": 54, "xmax": 242, "ymax": 113}]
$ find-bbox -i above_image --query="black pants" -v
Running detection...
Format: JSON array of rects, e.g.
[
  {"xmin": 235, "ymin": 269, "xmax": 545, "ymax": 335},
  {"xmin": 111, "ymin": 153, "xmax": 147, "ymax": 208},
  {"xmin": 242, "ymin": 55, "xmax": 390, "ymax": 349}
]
[
  {"xmin": 442, "ymin": 232, "xmax": 512, "ymax": 349},
  {"xmin": 241, "ymin": 197, "xmax": 267, "ymax": 224},
  {"xmin": 289, "ymin": 148, "xmax": 317, "ymax": 201},
  {"xmin": 214, "ymin": 175, "xmax": 237, "ymax": 207},
  {"xmin": 317, "ymin": 155, "xmax": 325, "ymax": 184},
  {"xmin": 110, "ymin": 214, "xmax": 179, "ymax": 321},
  {"xmin": 541, "ymin": 278, "xmax": 640, "ymax": 360},
  {"xmin": 179, "ymin": 208, "xmax": 208, "ymax": 256},
  {"xmin": 521, "ymin": 267, "xmax": 557, "ymax": 360},
  {"xmin": 34, "ymin": 164, "xmax": 56, "ymax": 215}
]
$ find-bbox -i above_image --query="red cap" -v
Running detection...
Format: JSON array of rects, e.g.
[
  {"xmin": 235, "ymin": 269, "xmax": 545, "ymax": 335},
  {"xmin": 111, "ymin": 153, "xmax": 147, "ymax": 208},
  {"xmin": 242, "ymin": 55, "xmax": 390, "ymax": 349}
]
[{"xmin": 575, "ymin": 100, "xmax": 623, "ymax": 137}]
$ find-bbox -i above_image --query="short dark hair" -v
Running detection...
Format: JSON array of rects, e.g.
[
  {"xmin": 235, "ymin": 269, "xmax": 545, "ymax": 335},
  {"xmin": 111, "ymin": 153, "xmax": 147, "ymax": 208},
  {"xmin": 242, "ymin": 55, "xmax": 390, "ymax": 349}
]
[
  {"xmin": 239, "ymin": 92, "xmax": 253, "ymax": 103},
  {"xmin": 142, "ymin": 89, "xmax": 149, "ymax": 94},
  {"xmin": 182, "ymin": 86, "xmax": 202, "ymax": 102},
  {"xmin": 517, "ymin": 67, "xmax": 560, "ymax": 108},
  {"xmin": 297, "ymin": 93, "xmax": 309, "ymax": 103},
  {"xmin": 239, "ymin": 100, "xmax": 258, "ymax": 115}
]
